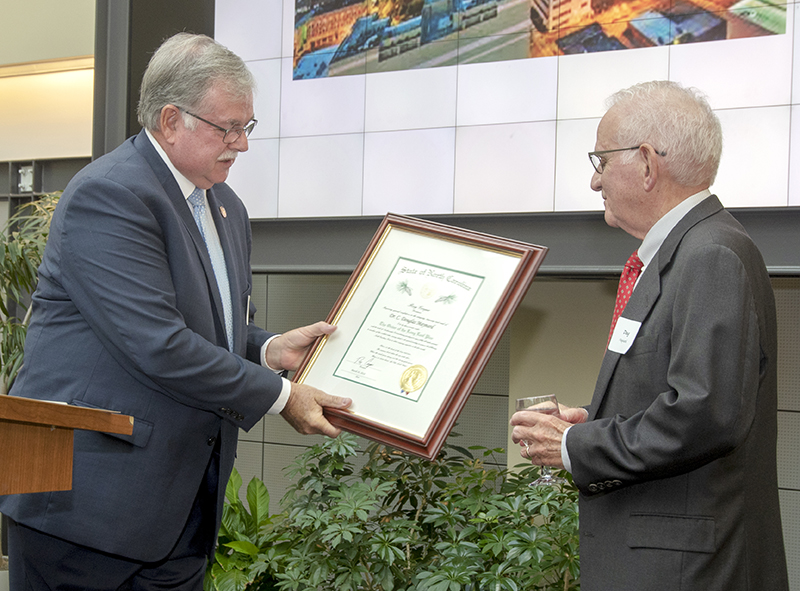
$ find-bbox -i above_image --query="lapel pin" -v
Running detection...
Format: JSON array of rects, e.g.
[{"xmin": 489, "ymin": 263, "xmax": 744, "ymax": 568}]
[{"xmin": 220, "ymin": 206, "xmax": 227, "ymax": 218}]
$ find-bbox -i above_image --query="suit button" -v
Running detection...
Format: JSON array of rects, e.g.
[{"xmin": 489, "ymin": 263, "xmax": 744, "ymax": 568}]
[
  {"xmin": 207, "ymin": 436, "xmax": 217, "ymax": 446},
  {"xmin": 588, "ymin": 483, "xmax": 598, "ymax": 493}
]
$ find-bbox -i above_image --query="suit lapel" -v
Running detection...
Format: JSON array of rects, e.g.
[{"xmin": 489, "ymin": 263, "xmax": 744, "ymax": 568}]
[
  {"xmin": 588, "ymin": 195, "xmax": 725, "ymax": 420},
  {"xmin": 133, "ymin": 131, "xmax": 229, "ymax": 349}
]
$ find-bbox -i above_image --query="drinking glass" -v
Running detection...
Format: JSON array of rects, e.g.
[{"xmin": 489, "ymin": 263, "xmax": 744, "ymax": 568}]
[{"xmin": 515, "ymin": 394, "xmax": 567, "ymax": 486}]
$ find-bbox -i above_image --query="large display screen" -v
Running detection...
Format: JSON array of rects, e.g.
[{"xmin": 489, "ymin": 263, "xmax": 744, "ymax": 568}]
[{"xmin": 215, "ymin": 0, "xmax": 797, "ymax": 219}]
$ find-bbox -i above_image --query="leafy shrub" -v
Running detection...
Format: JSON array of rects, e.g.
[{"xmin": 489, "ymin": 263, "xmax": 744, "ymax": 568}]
[
  {"xmin": 0, "ymin": 192, "xmax": 60, "ymax": 395},
  {"xmin": 205, "ymin": 433, "xmax": 579, "ymax": 591}
]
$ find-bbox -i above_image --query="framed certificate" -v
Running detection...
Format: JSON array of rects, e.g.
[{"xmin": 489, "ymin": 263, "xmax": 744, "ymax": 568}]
[{"xmin": 293, "ymin": 214, "xmax": 548, "ymax": 459}]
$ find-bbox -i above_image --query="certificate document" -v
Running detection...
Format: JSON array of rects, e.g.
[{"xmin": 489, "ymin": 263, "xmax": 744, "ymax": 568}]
[
  {"xmin": 294, "ymin": 214, "xmax": 547, "ymax": 459},
  {"xmin": 333, "ymin": 258, "xmax": 484, "ymax": 403}
]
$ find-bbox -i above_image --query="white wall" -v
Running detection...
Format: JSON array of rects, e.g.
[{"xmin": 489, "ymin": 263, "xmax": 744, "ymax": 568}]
[
  {"xmin": 0, "ymin": 0, "xmax": 95, "ymax": 162},
  {"xmin": 0, "ymin": 0, "xmax": 94, "ymax": 65},
  {"xmin": 0, "ymin": 70, "xmax": 93, "ymax": 162}
]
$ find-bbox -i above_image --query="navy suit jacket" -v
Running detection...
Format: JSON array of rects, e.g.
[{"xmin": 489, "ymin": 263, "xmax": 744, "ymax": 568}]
[
  {"xmin": 567, "ymin": 196, "xmax": 788, "ymax": 590},
  {"xmin": 0, "ymin": 131, "xmax": 281, "ymax": 562}
]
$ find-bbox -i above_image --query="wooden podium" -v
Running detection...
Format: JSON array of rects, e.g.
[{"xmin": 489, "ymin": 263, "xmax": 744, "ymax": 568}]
[{"xmin": 0, "ymin": 396, "xmax": 134, "ymax": 495}]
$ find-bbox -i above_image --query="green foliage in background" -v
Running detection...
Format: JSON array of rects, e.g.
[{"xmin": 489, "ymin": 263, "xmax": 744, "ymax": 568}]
[
  {"xmin": 0, "ymin": 193, "xmax": 60, "ymax": 395},
  {"xmin": 205, "ymin": 433, "xmax": 579, "ymax": 591}
]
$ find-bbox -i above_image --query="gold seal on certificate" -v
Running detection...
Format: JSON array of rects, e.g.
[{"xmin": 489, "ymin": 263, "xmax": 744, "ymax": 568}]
[{"xmin": 400, "ymin": 364, "xmax": 428, "ymax": 394}]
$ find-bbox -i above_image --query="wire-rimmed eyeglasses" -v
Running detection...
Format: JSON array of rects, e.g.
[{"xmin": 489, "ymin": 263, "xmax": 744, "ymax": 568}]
[
  {"xmin": 588, "ymin": 146, "xmax": 666, "ymax": 174},
  {"xmin": 178, "ymin": 107, "xmax": 258, "ymax": 144}
]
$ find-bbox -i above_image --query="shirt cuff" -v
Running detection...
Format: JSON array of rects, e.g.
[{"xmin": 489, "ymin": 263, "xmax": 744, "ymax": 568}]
[
  {"xmin": 261, "ymin": 336, "xmax": 291, "ymax": 415},
  {"xmin": 561, "ymin": 425, "xmax": 573, "ymax": 473},
  {"xmin": 261, "ymin": 335, "xmax": 282, "ymax": 372},
  {"xmin": 268, "ymin": 378, "xmax": 292, "ymax": 415}
]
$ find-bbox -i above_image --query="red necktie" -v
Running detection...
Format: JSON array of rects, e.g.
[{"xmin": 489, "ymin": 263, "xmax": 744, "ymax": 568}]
[{"xmin": 608, "ymin": 251, "xmax": 643, "ymax": 345}]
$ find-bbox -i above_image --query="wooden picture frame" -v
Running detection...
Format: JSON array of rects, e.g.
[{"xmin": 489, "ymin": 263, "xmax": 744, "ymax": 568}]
[{"xmin": 293, "ymin": 213, "xmax": 548, "ymax": 459}]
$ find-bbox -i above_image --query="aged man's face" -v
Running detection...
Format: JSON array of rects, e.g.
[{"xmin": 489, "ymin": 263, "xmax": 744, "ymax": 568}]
[
  {"xmin": 590, "ymin": 107, "xmax": 652, "ymax": 240},
  {"xmin": 169, "ymin": 84, "xmax": 254, "ymax": 190}
]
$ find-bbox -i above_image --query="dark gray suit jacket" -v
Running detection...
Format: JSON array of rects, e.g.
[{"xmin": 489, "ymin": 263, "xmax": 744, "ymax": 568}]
[
  {"xmin": 567, "ymin": 196, "xmax": 789, "ymax": 590},
  {"xmin": 0, "ymin": 131, "xmax": 281, "ymax": 562}
]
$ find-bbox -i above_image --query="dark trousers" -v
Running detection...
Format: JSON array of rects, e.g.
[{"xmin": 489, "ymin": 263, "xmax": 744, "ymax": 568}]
[
  {"xmin": 7, "ymin": 518, "xmax": 206, "ymax": 591},
  {"xmin": 7, "ymin": 437, "xmax": 221, "ymax": 591}
]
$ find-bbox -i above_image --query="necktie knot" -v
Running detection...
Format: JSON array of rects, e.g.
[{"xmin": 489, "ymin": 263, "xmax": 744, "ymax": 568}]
[
  {"xmin": 188, "ymin": 187, "xmax": 204, "ymax": 209},
  {"xmin": 625, "ymin": 251, "xmax": 643, "ymax": 274},
  {"xmin": 188, "ymin": 189, "xmax": 207, "ymax": 241}
]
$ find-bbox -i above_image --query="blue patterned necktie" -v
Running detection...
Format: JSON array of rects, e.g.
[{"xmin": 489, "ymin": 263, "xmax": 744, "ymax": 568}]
[{"xmin": 188, "ymin": 187, "xmax": 234, "ymax": 351}]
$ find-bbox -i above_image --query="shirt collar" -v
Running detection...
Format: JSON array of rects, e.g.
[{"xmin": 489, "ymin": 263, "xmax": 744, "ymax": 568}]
[
  {"xmin": 638, "ymin": 189, "xmax": 712, "ymax": 268},
  {"xmin": 145, "ymin": 128, "xmax": 200, "ymax": 201}
]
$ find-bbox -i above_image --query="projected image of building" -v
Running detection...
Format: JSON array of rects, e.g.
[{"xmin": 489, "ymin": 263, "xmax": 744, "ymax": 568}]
[
  {"xmin": 625, "ymin": 4, "xmax": 727, "ymax": 46},
  {"xmin": 529, "ymin": 0, "xmax": 593, "ymax": 33},
  {"xmin": 293, "ymin": 0, "xmax": 787, "ymax": 77}
]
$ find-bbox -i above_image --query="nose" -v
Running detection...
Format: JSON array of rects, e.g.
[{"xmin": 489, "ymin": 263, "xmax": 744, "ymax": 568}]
[
  {"xmin": 590, "ymin": 169, "xmax": 602, "ymax": 192},
  {"xmin": 230, "ymin": 131, "xmax": 249, "ymax": 152}
]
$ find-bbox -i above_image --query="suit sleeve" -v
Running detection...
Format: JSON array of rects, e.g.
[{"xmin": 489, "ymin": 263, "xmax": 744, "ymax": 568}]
[
  {"xmin": 55, "ymin": 176, "xmax": 280, "ymax": 429},
  {"xmin": 567, "ymin": 242, "xmax": 763, "ymax": 491}
]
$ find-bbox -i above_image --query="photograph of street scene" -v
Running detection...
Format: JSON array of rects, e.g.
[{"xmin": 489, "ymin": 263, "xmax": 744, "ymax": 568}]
[{"xmin": 293, "ymin": 0, "xmax": 786, "ymax": 78}]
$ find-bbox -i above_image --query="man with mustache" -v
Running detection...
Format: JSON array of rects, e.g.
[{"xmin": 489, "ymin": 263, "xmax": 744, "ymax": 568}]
[{"xmin": 0, "ymin": 33, "xmax": 351, "ymax": 590}]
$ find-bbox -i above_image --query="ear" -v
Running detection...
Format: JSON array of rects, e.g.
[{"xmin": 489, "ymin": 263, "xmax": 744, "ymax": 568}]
[
  {"xmin": 639, "ymin": 144, "xmax": 659, "ymax": 192},
  {"xmin": 158, "ymin": 105, "xmax": 182, "ymax": 145}
]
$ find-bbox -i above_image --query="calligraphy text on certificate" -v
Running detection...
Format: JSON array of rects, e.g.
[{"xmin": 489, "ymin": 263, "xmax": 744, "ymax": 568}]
[{"xmin": 334, "ymin": 257, "xmax": 484, "ymax": 402}]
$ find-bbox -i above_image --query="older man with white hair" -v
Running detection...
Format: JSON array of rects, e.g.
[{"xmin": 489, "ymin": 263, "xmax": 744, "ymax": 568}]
[{"xmin": 512, "ymin": 80, "xmax": 789, "ymax": 590}]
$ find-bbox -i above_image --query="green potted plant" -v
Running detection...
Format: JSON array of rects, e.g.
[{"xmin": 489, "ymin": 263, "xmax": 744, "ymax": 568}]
[
  {"xmin": 205, "ymin": 433, "xmax": 580, "ymax": 591},
  {"xmin": 0, "ymin": 192, "xmax": 60, "ymax": 395}
]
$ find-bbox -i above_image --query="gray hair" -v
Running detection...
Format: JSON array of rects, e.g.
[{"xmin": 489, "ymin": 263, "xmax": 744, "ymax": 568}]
[
  {"xmin": 137, "ymin": 33, "xmax": 256, "ymax": 132},
  {"xmin": 607, "ymin": 80, "xmax": 723, "ymax": 187}
]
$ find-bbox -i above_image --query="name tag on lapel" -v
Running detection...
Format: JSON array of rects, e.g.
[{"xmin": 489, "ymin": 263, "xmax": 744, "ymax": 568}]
[{"xmin": 608, "ymin": 317, "xmax": 642, "ymax": 354}]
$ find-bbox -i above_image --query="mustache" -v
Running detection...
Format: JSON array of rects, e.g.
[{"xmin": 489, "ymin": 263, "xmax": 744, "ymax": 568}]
[{"xmin": 217, "ymin": 150, "xmax": 238, "ymax": 161}]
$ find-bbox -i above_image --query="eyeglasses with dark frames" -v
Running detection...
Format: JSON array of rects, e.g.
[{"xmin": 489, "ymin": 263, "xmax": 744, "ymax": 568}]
[
  {"xmin": 178, "ymin": 107, "xmax": 258, "ymax": 144},
  {"xmin": 588, "ymin": 146, "xmax": 666, "ymax": 174}
]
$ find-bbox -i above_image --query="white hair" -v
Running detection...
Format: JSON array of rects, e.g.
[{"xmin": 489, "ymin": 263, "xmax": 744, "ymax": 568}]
[{"xmin": 607, "ymin": 80, "xmax": 723, "ymax": 187}]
